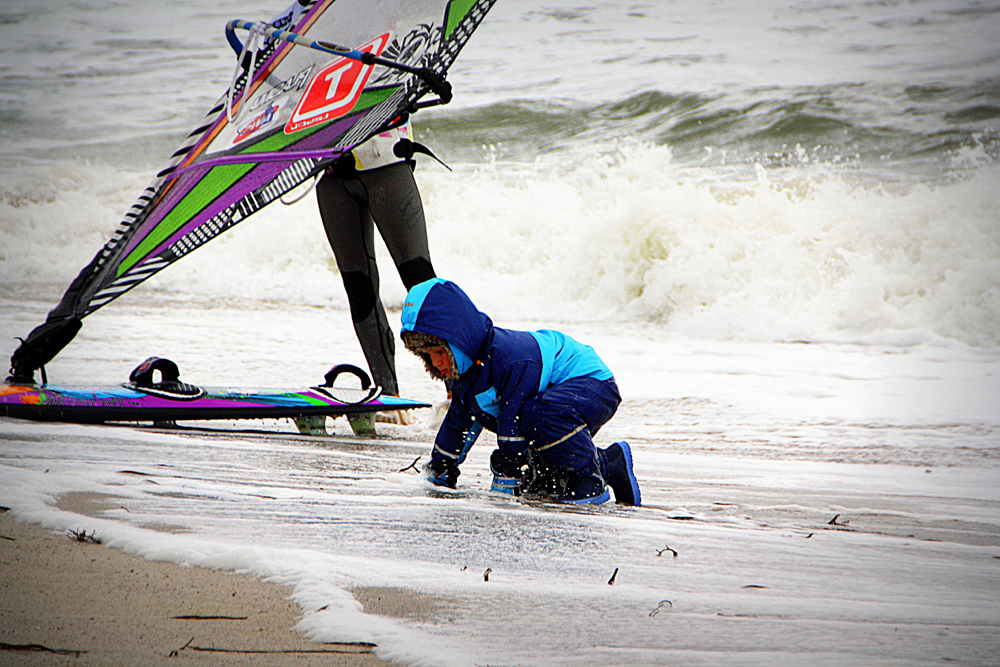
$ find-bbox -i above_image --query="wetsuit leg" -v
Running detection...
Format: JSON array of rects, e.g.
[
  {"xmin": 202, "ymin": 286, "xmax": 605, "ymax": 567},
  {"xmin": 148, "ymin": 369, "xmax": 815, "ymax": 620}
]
[
  {"xmin": 316, "ymin": 170, "xmax": 399, "ymax": 395},
  {"xmin": 354, "ymin": 162, "xmax": 435, "ymax": 291}
]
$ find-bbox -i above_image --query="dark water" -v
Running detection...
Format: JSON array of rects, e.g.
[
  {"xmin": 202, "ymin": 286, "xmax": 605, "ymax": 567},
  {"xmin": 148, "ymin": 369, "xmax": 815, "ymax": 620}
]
[{"xmin": 417, "ymin": 79, "xmax": 1000, "ymax": 179}]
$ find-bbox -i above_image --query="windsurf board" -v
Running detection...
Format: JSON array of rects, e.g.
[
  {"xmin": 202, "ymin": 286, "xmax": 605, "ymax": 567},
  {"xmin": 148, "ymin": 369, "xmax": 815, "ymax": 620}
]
[{"xmin": 0, "ymin": 359, "xmax": 428, "ymax": 437}]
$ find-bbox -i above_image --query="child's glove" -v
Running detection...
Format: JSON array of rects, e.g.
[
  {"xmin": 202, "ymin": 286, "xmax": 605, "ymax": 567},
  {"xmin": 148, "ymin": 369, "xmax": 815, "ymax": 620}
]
[
  {"xmin": 423, "ymin": 457, "xmax": 459, "ymax": 488},
  {"xmin": 489, "ymin": 449, "xmax": 528, "ymax": 495}
]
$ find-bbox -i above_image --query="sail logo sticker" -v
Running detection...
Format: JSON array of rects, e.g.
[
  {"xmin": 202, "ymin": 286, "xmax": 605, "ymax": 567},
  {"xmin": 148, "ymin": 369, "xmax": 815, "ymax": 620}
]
[
  {"xmin": 285, "ymin": 33, "xmax": 391, "ymax": 134},
  {"xmin": 233, "ymin": 102, "xmax": 282, "ymax": 144}
]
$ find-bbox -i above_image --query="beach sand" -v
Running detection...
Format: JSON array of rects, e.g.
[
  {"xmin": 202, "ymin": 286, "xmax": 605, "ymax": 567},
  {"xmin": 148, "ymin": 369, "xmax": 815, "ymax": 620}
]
[{"xmin": 0, "ymin": 504, "xmax": 395, "ymax": 667}]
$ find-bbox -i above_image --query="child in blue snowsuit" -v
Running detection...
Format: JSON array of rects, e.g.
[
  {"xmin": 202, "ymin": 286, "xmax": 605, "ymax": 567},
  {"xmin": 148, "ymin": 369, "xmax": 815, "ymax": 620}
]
[{"xmin": 400, "ymin": 278, "xmax": 640, "ymax": 505}]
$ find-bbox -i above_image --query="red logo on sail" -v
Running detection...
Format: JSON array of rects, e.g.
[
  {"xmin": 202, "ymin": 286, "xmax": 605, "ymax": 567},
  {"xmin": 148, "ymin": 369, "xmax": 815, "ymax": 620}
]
[{"xmin": 285, "ymin": 33, "xmax": 391, "ymax": 134}]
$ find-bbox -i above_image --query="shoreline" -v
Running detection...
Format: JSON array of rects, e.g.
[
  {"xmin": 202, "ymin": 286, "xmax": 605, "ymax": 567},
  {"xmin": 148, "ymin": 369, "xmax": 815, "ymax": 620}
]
[{"xmin": 0, "ymin": 507, "xmax": 395, "ymax": 667}]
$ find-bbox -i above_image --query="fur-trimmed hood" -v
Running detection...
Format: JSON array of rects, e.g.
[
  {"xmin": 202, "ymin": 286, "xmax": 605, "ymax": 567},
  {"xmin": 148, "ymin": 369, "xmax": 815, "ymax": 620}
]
[
  {"xmin": 400, "ymin": 279, "xmax": 492, "ymax": 380},
  {"xmin": 401, "ymin": 330, "xmax": 456, "ymax": 381}
]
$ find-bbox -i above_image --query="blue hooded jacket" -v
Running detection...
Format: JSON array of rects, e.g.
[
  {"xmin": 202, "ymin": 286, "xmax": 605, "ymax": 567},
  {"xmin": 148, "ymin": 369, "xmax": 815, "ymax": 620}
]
[{"xmin": 401, "ymin": 279, "xmax": 613, "ymax": 463}]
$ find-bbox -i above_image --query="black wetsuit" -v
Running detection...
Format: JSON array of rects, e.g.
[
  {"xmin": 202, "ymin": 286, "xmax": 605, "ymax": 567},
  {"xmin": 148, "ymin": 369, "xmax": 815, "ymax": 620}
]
[{"xmin": 316, "ymin": 159, "xmax": 435, "ymax": 395}]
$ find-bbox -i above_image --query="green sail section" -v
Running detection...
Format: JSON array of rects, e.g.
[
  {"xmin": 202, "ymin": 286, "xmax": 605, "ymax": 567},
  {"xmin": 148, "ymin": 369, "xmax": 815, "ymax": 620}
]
[
  {"xmin": 445, "ymin": 0, "xmax": 479, "ymax": 38},
  {"xmin": 117, "ymin": 162, "xmax": 255, "ymax": 278},
  {"xmin": 357, "ymin": 86, "xmax": 396, "ymax": 112}
]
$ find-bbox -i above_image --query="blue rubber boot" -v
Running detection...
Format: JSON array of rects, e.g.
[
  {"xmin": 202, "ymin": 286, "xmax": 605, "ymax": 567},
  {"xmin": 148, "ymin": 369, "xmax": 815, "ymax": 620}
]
[
  {"xmin": 602, "ymin": 441, "xmax": 641, "ymax": 506},
  {"xmin": 557, "ymin": 472, "xmax": 610, "ymax": 505},
  {"xmin": 491, "ymin": 475, "xmax": 522, "ymax": 495}
]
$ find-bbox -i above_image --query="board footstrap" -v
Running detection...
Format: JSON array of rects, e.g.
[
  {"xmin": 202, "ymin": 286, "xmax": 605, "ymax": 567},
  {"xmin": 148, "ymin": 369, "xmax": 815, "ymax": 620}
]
[
  {"xmin": 123, "ymin": 381, "xmax": 206, "ymax": 400},
  {"xmin": 315, "ymin": 364, "xmax": 382, "ymax": 404},
  {"xmin": 126, "ymin": 357, "xmax": 205, "ymax": 400}
]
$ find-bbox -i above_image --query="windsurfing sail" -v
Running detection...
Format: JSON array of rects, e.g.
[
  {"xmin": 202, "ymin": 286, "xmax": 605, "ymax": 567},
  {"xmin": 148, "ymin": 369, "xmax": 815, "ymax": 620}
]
[{"xmin": 8, "ymin": 0, "xmax": 498, "ymax": 382}]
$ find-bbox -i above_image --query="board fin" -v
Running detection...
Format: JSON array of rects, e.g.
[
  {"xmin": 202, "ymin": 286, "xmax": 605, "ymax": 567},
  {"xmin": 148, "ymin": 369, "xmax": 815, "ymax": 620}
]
[
  {"xmin": 347, "ymin": 412, "xmax": 377, "ymax": 437},
  {"xmin": 294, "ymin": 415, "xmax": 328, "ymax": 435}
]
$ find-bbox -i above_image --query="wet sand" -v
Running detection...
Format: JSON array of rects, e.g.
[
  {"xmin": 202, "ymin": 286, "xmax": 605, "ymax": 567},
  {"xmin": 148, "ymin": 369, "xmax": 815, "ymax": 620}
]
[{"xmin": 0, "ymin": 508, "xmax": 395, "ymax": 667}]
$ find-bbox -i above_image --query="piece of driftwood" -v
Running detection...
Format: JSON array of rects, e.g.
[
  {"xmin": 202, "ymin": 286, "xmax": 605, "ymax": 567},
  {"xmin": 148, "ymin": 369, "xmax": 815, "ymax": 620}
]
[{"xmin": 0, "ymin": 641, "xmax": 85, "ymax": 657}]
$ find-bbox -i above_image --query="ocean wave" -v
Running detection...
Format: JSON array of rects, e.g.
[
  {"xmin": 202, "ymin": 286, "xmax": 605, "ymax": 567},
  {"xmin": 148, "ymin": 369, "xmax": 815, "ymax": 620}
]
[
  {"xmin": 2, "ymin": 135, "xmax": 997, "ymax": 350},
  {"xmin": 418, "ymin": 79, "xmax": 1000, "ymax": 176},
  {"xmin": 422, "ymin": 144, "xmax": 1000, "ymax": 347}
]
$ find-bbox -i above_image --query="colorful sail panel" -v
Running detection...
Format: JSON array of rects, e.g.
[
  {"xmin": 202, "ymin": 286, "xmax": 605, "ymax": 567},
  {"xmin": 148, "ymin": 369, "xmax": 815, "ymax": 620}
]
[{"xmin": 9, "ymin": 0, "xmax": 498, "ymax": 382}]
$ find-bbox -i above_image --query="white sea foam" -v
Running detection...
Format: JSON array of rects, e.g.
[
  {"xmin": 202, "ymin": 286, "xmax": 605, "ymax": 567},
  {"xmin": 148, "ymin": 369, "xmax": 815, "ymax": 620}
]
[{"xmin": 4, "ymin": 144, "xmax": 997, "ymax": 347}]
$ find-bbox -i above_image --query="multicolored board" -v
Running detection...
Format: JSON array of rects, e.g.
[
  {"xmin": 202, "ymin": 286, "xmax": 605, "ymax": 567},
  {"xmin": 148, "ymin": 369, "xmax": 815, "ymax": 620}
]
[
  {"xmin": 0, "ymin": 382, "xmax": 426, "ymax": 425},
  {"xmin": 0, "ymin": 359, "xmax": 428, "ymax": 436}
]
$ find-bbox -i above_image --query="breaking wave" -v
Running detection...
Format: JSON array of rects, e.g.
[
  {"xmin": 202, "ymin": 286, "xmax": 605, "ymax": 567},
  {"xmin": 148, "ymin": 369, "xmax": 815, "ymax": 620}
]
[{"xmin": 3, "ymin": 142, "xmax": 997, "ymax": 348}]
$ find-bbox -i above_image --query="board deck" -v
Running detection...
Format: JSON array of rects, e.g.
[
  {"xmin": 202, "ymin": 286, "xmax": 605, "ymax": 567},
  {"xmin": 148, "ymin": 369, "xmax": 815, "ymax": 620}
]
[{"xmin": 0, "ymin": 382, "xmax": 428, "ymax": 425}]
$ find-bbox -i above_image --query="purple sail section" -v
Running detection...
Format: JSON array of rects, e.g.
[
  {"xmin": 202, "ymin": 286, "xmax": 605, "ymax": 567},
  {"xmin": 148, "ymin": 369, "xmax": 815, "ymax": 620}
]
[{"xmin": 165, "ymin": 148, "xmax": 344, "ymax": 177}]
